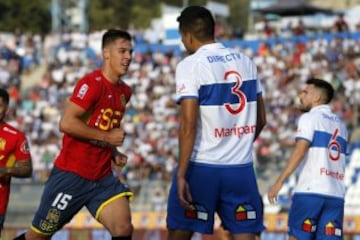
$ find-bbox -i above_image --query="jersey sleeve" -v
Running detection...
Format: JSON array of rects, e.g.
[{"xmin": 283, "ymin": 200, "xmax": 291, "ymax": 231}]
[
  {"xmin": 175, "ymin": 59, "xmax": 199, "ymax": 103},
  {"xmin": 122, "ymin": 82, "xmax": 132, "ymax": 103},
  {"xmin": 15, "ymin": 133, "xmax": 31, "ymax": 162},
  {"xmin": 70, "ymin": 75, "xmax": 101, "ymax": 110},
  {"xmin": 295, "ymin": 113, "xmax": 313, "ymax": 142}
]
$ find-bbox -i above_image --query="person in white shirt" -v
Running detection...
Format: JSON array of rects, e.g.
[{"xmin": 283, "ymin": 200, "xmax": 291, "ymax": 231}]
[
  {"xmin": 166, "ymin": 5, "xmax": 266, "ymax": 240},
  {"xmin": 268, "ymin": 78, "xmax": 348, "ymax": 240}
]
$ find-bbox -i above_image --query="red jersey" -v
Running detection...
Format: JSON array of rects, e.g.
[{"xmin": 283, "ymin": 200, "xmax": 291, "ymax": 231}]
[
  {"xmin": 0, "ymin": 122, "xmax": 31, "ymax": 215},
  {"xmin": 54, "ymin": 69, "xmax": 132, "ymax": 180}
]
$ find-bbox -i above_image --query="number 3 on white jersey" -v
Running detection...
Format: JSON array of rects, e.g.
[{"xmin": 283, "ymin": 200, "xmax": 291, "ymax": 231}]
[{"xmin": 224, "ymin": 70, "xmax": 247, "ymax": 115}]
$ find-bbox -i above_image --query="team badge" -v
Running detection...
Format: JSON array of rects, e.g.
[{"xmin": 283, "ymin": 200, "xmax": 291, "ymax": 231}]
[
  {"xmin": 185, "ymin": 203, "xmax": 208, "ymax": 221},
  {"xmin": 325, "ymin": 221, "xmax": 342, "ymax": 237},
  {"xmin": 177, "ymin": 83, "xmax": 187, "ymax": 94},
  {"xmin": 46, "ymin": 208, "xmax": 61, "ymax": 224},
  {"xmin": 20, "ymin": 140, "xmax": 30, "ymax": 154},
  {"xmin": 302, "ymin": 218, "xmax": 317, "ymax": 232},
  {"xmin": 235, "ymin": 204, "xmax": 256, "ymax": 221},
  {"xmin": 39, "ymin": 208, "xmax": 61, "ymax": 232}
]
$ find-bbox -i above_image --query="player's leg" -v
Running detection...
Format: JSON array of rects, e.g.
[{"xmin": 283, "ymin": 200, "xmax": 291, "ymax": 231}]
[
  {"xmin": 221, "ymin": 228, "xmax": 263, "ymax": 240},
  {"xmin": 216, "ymin": 227, "xmax": 260, "ymax": 240},
  {"xmin": 0, "ymin": 215, "xmax": 4, "ymax": 238},
  {"xmin": 18, "ymin": 229, "xmax": 50, "ymax": 240},
  {"xmin": 166, "ymin": 163, "xmax": 219, "ymax": 240},
  {"xmin": 287, "ymin": 194, "xmax": 323, "ymax": 240},
  {"xmin": 315, "ymin": 197, "xmax": 344, "ymax": 239},
  {"xmin": 87, "ymin": 173, "xmax": 134, "ymax": 239},
  {"xmin": 13, "ymin": 167, "xmax": 92, "ymax": 240},
  {"xmin": 216, "ymin": 225, "xmax": 233, "ymax": 240},
  {"xmin": 167, "ymin": 229, "xmax": 193, "ymax": 240},
  {"xmin": 97, "ymin": 197, "xmax": 133, "ymax": 238},
  {"xmin": 216, "ymin": 164, "xmax": 265, "ymax": 240}
]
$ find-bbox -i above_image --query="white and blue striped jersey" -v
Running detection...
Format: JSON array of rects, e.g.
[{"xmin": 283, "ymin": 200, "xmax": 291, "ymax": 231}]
[
  {"xmin": 294, "ymin": 105, "xmax": 348, "ymax": 198},
  {"xmin": 175, "ymin": 43, "xmax": 262, "ymax": 165}
]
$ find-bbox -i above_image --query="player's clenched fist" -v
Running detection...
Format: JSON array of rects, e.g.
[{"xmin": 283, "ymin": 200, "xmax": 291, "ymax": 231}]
[
  {"xmin": 112, "ymin": 149, "xmax": 128, "ymax": 167},
  {"xmin": 105, "ymin": 128, "xmax": 126, "ymax": 146}
]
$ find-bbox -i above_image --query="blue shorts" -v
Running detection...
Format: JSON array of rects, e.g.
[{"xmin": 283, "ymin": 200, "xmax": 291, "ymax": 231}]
[
  {"xmin": 288, "ymin": 193, "xmax": 344, "ymax": 240},
  {"xmin": 31, "ymin": 167, "xmax": 133, "ymax": 235},
  {"xmin": 167, "ymin": 162, "xmax": 265, "ymax": 234}
]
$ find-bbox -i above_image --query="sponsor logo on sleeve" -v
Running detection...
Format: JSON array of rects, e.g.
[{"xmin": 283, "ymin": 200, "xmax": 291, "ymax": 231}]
[
  {"xmin": 177, "ymin": 84, "xmax": 187, "ymax": 94},
  {"xmin": 77, "ymin": 84, "xmax": 89, "ymax": 99}
]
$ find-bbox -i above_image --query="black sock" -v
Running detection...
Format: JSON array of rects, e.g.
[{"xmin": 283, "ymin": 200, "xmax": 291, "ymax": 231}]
[
  {"xmin": 13, "ymin": 233, "xmax": 26, "ymax": 240},
  {"xmin": 112, "ymin": 236, "xmax": 132, "ymax": 240}
]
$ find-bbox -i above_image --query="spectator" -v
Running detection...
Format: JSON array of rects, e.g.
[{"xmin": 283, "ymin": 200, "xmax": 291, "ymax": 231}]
[
  {"xmin": 333, "ymin": 14, "xmax": 349, "ymax": 33},
  {"xmin": 263, "ymin": 18, "xmax": 274, "ymax": 38}
]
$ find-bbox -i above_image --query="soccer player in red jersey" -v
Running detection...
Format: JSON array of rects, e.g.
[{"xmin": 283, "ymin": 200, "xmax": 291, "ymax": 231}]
[
  {"xmin": 0, "ymin": 88, "xmax": 32, "ymax": 237},
  {"xmin": 14, "ymin": 29, "xmax": 134, "ymax": 240}
]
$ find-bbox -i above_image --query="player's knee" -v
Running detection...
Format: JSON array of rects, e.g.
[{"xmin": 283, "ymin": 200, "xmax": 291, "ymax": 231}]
[
  {"xmin": 13, "ymin": 231, "xmax": 50, "ymax": 240},
  {"xmin": 13, "ymin": 233, "xmax": 26, "ymax": 240},
  {"xmin": 108, "ymin": 222, "xmax": 133, "ymax": 237}
]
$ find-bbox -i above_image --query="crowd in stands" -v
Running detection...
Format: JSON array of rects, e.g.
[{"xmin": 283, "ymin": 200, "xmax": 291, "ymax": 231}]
[{"xmin": 0, "ymin": 16, "xmax": 360, "ymax": 211}]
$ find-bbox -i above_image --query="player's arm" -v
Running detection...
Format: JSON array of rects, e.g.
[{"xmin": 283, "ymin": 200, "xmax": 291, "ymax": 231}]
[
  {"xmin": 0, "ymin": 159, "xmax": 32, "ymax": 178},
  {"xmin": 111, "ymin": 147, "xmax": 128, "ymax": 167},
  {"xmin": 177, "ymin": 98, "xmax": 198, "ymax": 208},
  {"xmin": 254, "ymin": 94, "xmax": 266, "ymax": 141},
  {"xmin": 177, "ymin": 98, "xmax": 197, "ymax": 178},
  {"xmin": 267, "ymin": 139, "xmax": 309, "ymax": 203},
  {"xmin": 59, "ymin": 101, "xmax": 125, "ymax": 146}
]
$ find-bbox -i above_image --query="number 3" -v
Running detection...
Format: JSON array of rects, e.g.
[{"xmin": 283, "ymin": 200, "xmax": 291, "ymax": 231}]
[{"xmin": 224, "ymin": 71, "xmax": 247, "ymax": 114}]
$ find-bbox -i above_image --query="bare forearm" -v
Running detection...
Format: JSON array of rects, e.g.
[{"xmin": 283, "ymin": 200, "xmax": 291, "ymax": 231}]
[
  {"xmin": 177, "ymin": 127, "xmax": 196, "ymax": 179},
  {"xmin": 254, "ymin": 120, "xmax": 265, "ymax": 140},
  {"xmin": 177, "ymin": 99, "xmax": 198, "ymax": 179},
  {"xmin": 60, "ymin": 117, "xmax": 107, "ymax": 142},
  {"xmin": 274, "ymin": 164, "xmax": 294, "ymax": 186},
  {"xmin": 254, "ymin": 96, "xmax": 266, "ymax": 141},
  {"xmin": 0, "ymin": 165, "xmax": 32, "ymax": 178},
  {"xmin": 275, "ymin": 141, "xmax": 308, "ymax": 185}
]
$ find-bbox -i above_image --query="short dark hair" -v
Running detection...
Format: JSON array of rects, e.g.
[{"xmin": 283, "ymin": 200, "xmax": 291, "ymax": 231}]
[
  {"xmin": 306, "ymin": 78, "xmax": 334, "ymax": 103},
  {"xmin": 102, "ymin": 29, "xmax": 132, "ymax": 49},
  {"xmin": 0, "ymin": 88, "xmax": 9, "ymax": 105},
  {"xmin": 177, "ymin": 5, "xmax": 215, "ymax": 41}
]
